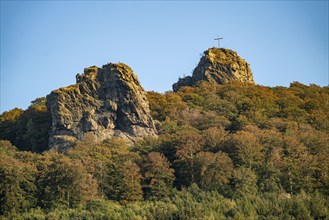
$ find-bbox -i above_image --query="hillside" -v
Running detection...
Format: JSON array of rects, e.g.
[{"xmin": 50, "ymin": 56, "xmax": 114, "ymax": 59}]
[{"xmin": 0, "ymin": 48, "xmax": 328, "ymax": 219}]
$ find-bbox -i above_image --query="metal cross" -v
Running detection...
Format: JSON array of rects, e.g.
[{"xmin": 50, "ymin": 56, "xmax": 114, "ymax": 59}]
[{"xmin": 214, "ymin": 34, "xmax": 223, "ymax": 48}]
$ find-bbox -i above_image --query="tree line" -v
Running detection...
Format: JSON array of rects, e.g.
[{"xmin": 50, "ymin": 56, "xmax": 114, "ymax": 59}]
[{"xmin": 0, "ymin": 81, "xmax": 328, "ymax": 219}]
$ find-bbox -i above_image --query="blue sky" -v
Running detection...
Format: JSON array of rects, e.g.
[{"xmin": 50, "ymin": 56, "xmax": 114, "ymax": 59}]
[{"xmin": 1, "ymin": 1, "xmax": 328, "ymax": 113}]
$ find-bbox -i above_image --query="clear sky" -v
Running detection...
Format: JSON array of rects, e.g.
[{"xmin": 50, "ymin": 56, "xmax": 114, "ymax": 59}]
[{"xmin": 1, "ymin": 1, "xmax": 328, "ymax": 113}]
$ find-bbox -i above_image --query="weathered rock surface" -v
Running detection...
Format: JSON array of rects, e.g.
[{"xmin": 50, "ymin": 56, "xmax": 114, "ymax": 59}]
[
  {"xmin": 173, "ymin": 48, "xmax": 255, "ymax": 91},
  {"xmin": 47, "ymin": 63, "xmax": 157, "ymax": 150}
]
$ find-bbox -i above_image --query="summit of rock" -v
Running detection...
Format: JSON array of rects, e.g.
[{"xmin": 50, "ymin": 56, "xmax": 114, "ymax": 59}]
[
  {"xmin": 173, "ymin": 48, "xmax": 255, "ymax": 91},
  {"xmin": 47, "ymin": 63, "xmax": 157, "ymax": 151}
]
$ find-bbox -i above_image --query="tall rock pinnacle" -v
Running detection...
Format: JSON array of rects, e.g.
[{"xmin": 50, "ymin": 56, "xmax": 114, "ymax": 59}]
[
  {"xmin": 47, "ymin": 63, "xmax": 157, "ymax": 151},
  {"xmin": 173, "ymin": 48, "xmax": 255, "ymax": 91}
]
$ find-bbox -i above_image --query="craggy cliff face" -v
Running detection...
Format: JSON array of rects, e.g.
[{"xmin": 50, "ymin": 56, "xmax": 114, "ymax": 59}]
[
  {"xmin": 173, "ymin": 48, "xmax": 255, "ymax": 91},
  {"xmin": 47, "ymin": 63, "xmax": 157, "ymax": 150}
]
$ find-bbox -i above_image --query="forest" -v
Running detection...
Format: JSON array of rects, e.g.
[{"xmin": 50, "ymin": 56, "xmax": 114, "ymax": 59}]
[{"xmin": 0, "ymin": 81, "xmax": 328, "ymax": 219}]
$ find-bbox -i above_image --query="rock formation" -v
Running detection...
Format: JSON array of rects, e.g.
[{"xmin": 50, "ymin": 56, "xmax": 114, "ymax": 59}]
[
  {"xmin": 47, "ymin": 63, "xmax": 157, "ymax": 150},
  {"xmin": 173, "ymin": 48, "xmax": 255, "ymax": 91}
]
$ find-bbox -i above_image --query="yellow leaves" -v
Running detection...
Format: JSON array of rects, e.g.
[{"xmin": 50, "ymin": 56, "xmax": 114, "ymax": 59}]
[{"xmin": 0, "ymin": 108, "xmax": 24, "ymax": 122}]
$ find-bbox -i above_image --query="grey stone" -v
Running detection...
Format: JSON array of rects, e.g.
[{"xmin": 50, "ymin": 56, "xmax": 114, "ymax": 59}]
[
  {"xmin": 47, "ymin": 63, "xmax": 157, "ymax": 150},
  {"xmin": 173, "ymin": 48, "xmax": 255, "ymax": 91}
]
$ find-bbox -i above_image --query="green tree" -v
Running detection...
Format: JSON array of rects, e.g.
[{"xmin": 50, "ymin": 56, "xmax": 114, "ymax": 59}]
[
  {"xmin": 281, "ymin": 136, "xmax": 316, "ymax": 194},
  {"xmin": 107, "ymin": 160, "xmax": 143, "ymax": 203},
  {"xmin": 0, "ymin": 154, "xmax": 37, "ymax": 216},
  {"xmin": 143, "ymin": 152, "xmax": 175, "ymax": 199},
  {"xmin": 133, "ymin": 137, "xmax": 161, "ymax": 156},
  {"xmin": 0, "ymin": 98, "xmax": 51, "ymax": 152},
  {"xmin": 232, "ymin": 167, "xmax": 258, "ymax": 197},
  {"xmin": 174, "ymin": 129, "xmax": 204, "ymax": 187},
  {"xmin": 194, "ymin": 151, "xmax": 233, "ymax": 192},
  {"xmin": 37, "ymin": 154, "xmax": 85, "ymax": 210},
  {"xmin": 202, "ymin": 126, "xmax": 227, "ymax": 152},
  {"xmin": 0, "ymin": 108, "xmax": 24, "ymax": 146},
  {"xmin": 223, "ymin": 131, "xmax": 264, "ymax": 168},
  {"xmin": 121, "ymin": 160, "xmax": 143, "ymax": 203}
]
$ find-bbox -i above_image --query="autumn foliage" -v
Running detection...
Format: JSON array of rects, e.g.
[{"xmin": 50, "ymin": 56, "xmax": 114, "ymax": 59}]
[{"xmin": 0, "ymin": 81, "xmax": 328, "ymax": 218}]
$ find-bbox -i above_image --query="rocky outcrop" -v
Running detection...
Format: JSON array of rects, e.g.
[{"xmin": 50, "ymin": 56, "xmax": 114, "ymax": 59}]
[
  {"xmin": 47, "ymin": 63, "xmax": 157, "ymax": 150},
  {"xmin": 173, "ymin": 48, "xmax": 255, "ymax": 91}
]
